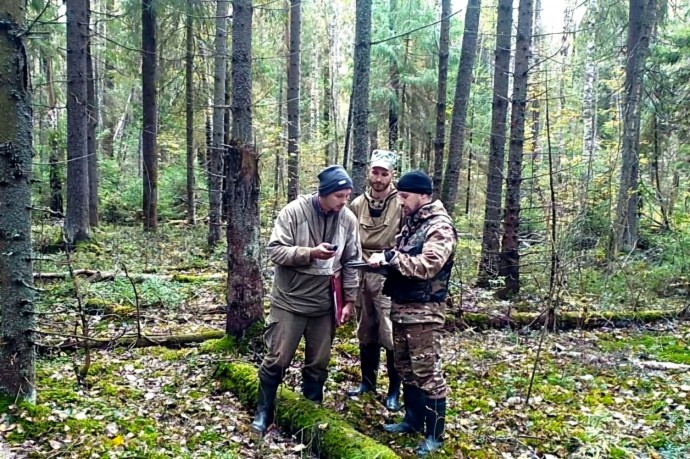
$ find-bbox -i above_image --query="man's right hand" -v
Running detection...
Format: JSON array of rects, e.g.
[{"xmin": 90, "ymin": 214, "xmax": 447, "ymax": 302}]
[{"xmin": 310, "ymin": 242, "xmax": 337, "ymax": 261}]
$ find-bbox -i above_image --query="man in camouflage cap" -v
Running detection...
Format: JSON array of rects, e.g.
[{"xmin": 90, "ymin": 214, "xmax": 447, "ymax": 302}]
[
  {"xmin": 368, "ymin": 169, "xmax": 457, "ymax": 457},
  {"xmin": 347, "ymin": 150, "xmax": 404, "ymax": 411}
]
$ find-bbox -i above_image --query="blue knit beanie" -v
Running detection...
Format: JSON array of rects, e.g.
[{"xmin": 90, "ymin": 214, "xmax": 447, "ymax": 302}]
[
  {"xmin": 318, "ymin": 165, "xmax": 353, "ymax": 196},
  {"xmin": 397, "ymin": 170, "xmax": 433, "ymax": 195}
]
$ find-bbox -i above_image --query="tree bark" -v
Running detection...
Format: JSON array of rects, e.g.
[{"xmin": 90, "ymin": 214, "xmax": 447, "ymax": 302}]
[
  {"xmin": 441, "ymin": 0, "xmax": 481, "ymax": 214},
  {"xmin": 66, "ymin": 0, "xmax": 91, "ymax": 243},
  {"xmin": 614, "ymin": 0, "xmax": 657, "ymax": 252},
  {"xmin": 86, "ymin": 0, "xmax": 99, "ymax": 228},
  {"xmin": 286, "ymin": 0, "xmax": 301, "ymax": 202},
  {"xmin": 432, "ymin": 0, "xmax": 451, "ymax": 197},
  {"xmin": 581, "ymin": 0, "xmax": 598, "ymax": 207},
  {"xmin": 498, "ymin": 0, "xmax": 534, "ymax": 298},
  {"xmin": 142, "ymin": 0, "xmax": 158, "ymax": 231},
  {"xmin": 351, "ymin": 0, "xmax": 373, "ymax": 198},
  {"xmin": 476, "ymin": 0, "xmax": 513, "ymax": 286},
  {"xmin": 0, "ymin": 2, "xmax": 36, "ymax": 402},
  {"xmin": 342, "ymin": 90, "xmax": 353, "ymax": 169},
  {"xmin": 226, "ymin": 0, "xmax": 263, "ymax": 338},
  {"xmin": 43, "ymin": 57, "xmax": 63, "ymax": 216},
  {"xmin": 185, "ymin": 0, "xmax": 196, "ymax": 225},
  {"xmin": 388, "ymin": 0, "xmax": 399, "ymax": 150},
  {"xmin": 209, "ymin": 0, "xmax": 228, "ymax": 244}
]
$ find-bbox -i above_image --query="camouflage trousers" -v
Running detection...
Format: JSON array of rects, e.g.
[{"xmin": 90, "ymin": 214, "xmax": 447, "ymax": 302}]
[
  {"xmin": 355, "ymin": 272, "xmax": 394, "ymax": 350},
  {"xmin": 259, "ymin": 305, "xmax": 335, "ymax": 385},
  {"xmin": 392, "ymin": 320, "xmax": 446, "ymax": 399}
]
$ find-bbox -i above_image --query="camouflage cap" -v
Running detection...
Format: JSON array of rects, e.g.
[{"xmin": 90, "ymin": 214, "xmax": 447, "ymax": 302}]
[{"xmin": 369, "ymin": 149, "xmax": 398, "ymax": 171}]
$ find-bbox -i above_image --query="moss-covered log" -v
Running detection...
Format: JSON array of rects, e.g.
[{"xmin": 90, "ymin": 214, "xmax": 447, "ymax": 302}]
[
  {"xmin": 451, "ymin": 308, "xmax": 686, "ymax": 331},
  {"xmin": 34, "ymin": 270, "xmax": 225, "ymax": 283},
  {"xmin": 214, "ymin": 362, "xmax": 400, "ymax": 459},
  {"xmin": 37, "ymin": 330, "xmax": 225, "ymax": 353}
]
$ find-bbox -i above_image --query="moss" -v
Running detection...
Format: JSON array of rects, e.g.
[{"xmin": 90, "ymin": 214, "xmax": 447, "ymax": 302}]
[
  {"xmin": 0, "ymin": 394, "xmax": 14, "ymax": 413},
  {"xmin": 171, "ymin": 273, "xmax": 216, "ymax": 283},
  {"xmin": 214, "ymin": 362, "xmax": 400, "ymax": 459},
  {"xmin": 597, "ymin": 333, "xmax": 690, "ymax": 364}
]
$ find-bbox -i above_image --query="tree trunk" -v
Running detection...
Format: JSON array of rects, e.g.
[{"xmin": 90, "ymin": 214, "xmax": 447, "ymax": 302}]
[
  {"xmin": 342, "ymin": 90, "xmax": 353, "ymax": 169},
  {"xmin": 209, "ymin": 0, "xmax": 228, "ymax": 244},
  {"xmin": 614, "ymin": 0, "xmax": 657, "ymax": 252},
  {"xmin": 498, "ymin": 0, "xmax": 534, "ymax": 298},
  {"xmin": 351, "ymin": 0, "xmax": 373, "ymax": 198},
  {"xmin": 286, "ymin": 0, "xmax": 301, "ymax": 202},
  {"xmin": 441, "ymin": 0, "xmax": 481, "ymax": 214},
  {"xmin": 432, "ymin": 0, "xmax": 451, "ymax": 197},
  {"xmin": 0, "ymin": 2, "xmax": 36, "ymax": 402},
  {"xmin": 529, "ymin": 0, "xmax": 542, "ymax": 187},
  {"xmin": 101, "ymin": 0, "xmax": 115, "ymax": 158},
  {"xmin": 322, "ymin": 40, "xmax": 332, "ymax": 165},
  {"xmin": 476, "ymin": 0, "xmax": 513, "ymax": 286},
  {"xmin": 66, "ymin": 0, "xmax": 91, "ymax": 243},
  {"xmin": 185, "ymin": 0, "xmax": 196, "ymax": 224},
  {"xmin": 388, "ymin": 0, "xmax": 399, "ymax": 150},
  {"xmin": 43, "ymin": 57, "xmax": 63, "ymax": 216},
  {"xmin": 142, "ymin": 0, "xmax": 158, "ymax": 231},
  {"xmin": 581, "ymin": 0, "xmax": 598, "ymax": 206},
  {"xmin": 86, "ymin": 0, "xmax": 99, "ymax": 228},
  {"xmin": 369, "ymin": 122, "xmax": 378, "ymax": 151},
  {"xmin": 226, "ymin": 0, "xmax": 263, "ymax": 338}
]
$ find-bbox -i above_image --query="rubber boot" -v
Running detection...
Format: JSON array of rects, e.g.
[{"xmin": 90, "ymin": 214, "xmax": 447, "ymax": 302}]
[
  {"xmin": 384, "ymin": 349, "xmax": 402, "ymax": 411},
  {"xmin": 251, "ymin": 379, "xmax": 279, "ymax": 434},
  {"xmin": 347, "ymin": 344, "xmax": 381, "ymax": 396},
  {"xmin": 384, "ymin": 384, "xmax": 424, "ymax": 434},
  {"xmin": 415, "ymin": 397, "xmax": 446, "ymax": 457},
  {"xmin": 302, "ymin": 378, "xmax": 325, "ymax": 404}
]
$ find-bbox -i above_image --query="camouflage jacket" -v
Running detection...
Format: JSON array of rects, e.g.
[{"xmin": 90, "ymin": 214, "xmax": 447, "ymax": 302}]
[{"xmin": 386, "ymin": 200, "xmax": 457, "ymax": 324}]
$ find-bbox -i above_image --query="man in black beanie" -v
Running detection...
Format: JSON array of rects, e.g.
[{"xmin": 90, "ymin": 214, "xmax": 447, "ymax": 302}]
[
  {"xmin": 368, "ymin": 169, "xmax": 457, "ymax": 457},
  {"xmin": 251, "ymin": 165, "xmax": 361, "ymax": 434}
]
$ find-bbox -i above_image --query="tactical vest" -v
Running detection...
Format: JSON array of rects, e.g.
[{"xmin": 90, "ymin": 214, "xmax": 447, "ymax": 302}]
[{"xmin": 383, "ymin": 214, "xmax": 455, "ymax": 303}]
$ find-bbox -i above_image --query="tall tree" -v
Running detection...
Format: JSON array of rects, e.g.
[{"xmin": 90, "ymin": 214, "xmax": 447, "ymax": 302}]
[
  {"xmin": 432, "ymin": 0, "xmax": 451, "ymax": 197},
  {"xmin": 388, "ymin": 0, "xmax": 400, "ymax": 150},
  {"xmin": 226, "ymin": 0, "xmax": 263, "ymax": 338},
  {"xmin": 499, "ymin": 0, "xmax": 534, "ymax": 297},
  {"xmin": 581, "ymin": 0, "xmax": 598, "ymax": 206},
  {"xmin": 441, "ymin": 0, "xmax": 482, "ymax": 214},
  {"xmin": 0, "ymin": 0, "xmax": 35, "ymax": 402},
  {"xmin": 86, "ymin": 0, "xmax": 99, "ymax": 227},
  {"xmin": 286, "ymin": 0, "xmax": 301, "ymax": 202},
  {"xmin": 614, "ymin": 0, "xmax": 657, "ymax": 251},
  {"xmin": 66, "ymin": 0, "xmax": 91, "ymax": 243},
  {"xmin": 209, "ymin": 0, "xmax": 228, "ymax": 245},
  {"xmin": 477, "ymin": 0, "xmax": 513, "ymax": 286},
  {"xmin": 43, "ymin": 56, "xmax": 63, "ymax": 215},
  {"xmin": 351, "ymin": 0, "xmax": 373, "ymax": 197},
  {"xmin": 142, "ymin": 0, "xmax": 158, "ymax": 231},
  {"xmin": 185, "ymin": 0, "xmax": 196, "ymax": 224},
  {"xmin": 101, "ymin": 0, "xmax": 115, "ymax": 158}
]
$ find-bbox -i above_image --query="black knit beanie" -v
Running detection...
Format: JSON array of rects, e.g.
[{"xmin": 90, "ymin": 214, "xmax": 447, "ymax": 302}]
[
  {"xmin": 396, "ymin": 170, "xmax": 433, "ymax": 195},
  {"xmin": 318, "ymin": 165, "xmax": 353, "ymax": 196}
]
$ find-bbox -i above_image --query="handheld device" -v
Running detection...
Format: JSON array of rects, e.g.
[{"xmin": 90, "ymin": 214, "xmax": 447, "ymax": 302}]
[{"xmin": 328, "ymin": 244, "xmax": 339, "ymax": 252}]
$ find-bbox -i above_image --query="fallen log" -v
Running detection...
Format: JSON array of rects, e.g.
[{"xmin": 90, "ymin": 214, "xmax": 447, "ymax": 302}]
[
  {"xmin": 632, "ymin": 359, "xmax": 690, "ymax": 372},
  {"xmin": 36, "ymin": 330, "xmax": 226, "ymax": 353},
  {"xmin": 34, "ymin": 270, "xmax": 225, "ymax": 284},
  {"xmin": 213, "ymin": 362, "xmax": 400, "ymax": 459},
  {"xmin": 451, "ymin": 308, "xmax": 686, "ymax": 331}
]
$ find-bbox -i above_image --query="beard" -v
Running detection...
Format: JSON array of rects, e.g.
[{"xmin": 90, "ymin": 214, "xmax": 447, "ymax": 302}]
[{"xmin": 369, "ymin": 181, "xmax": 389, "ymax": 192}]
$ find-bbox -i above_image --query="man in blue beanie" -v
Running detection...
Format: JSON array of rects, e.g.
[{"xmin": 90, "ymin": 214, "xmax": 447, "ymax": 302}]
[
  {"xmin": 368, "ymin": 169, "xmax": 457, "ymax": 457},
  {"xmin": 252, "ymin": 165, "xmax": 361, "ymax": 434}
]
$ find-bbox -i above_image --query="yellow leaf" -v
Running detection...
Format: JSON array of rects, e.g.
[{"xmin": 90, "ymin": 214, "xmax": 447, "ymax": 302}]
[{"xmin": 111, "ymin": 435, "xmax": 124, "ymax": 447}]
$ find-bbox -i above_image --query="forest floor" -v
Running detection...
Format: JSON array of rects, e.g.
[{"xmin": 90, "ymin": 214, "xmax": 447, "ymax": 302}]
[{"xmin": 1, "ymin": 224, "xmax": 688, "ymax": 458}]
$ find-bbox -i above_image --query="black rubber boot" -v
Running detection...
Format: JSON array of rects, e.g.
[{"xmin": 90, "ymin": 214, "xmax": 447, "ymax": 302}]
[
  {"xmin": 384, "ymin": 384, "xmax": 424, "ymax": 434},
  {"xmin": 415, "ymin": 397, "xmax": 446, "ymax": 457},
  {"xmin": 251, "ymin": 379, "xmax": 279, "ymax": 434},
  {"xmin": 302, "ymin": 378, "xmax": 325, "ymax": 404},
  {"xmin": 347, "ymin": 344, "xmax": 381, "ymax": 396},
  {"xmin": 384, "ymin": 350, "xmax": 402, "ymax": 411}
]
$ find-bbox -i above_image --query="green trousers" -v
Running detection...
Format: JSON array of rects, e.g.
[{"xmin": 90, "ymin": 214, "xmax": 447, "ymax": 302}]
[{"xmin": 258, "ymin": 305, "xmax": 335, "ymax": 384}]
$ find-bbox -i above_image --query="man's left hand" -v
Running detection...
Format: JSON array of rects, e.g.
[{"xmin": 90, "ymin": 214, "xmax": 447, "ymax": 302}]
[
  {"xmin": 341, "ymin": 302, "xmax": 354, "ymax": 322},
  {"xmin": 368, "ymin": 252, "xmax": 387, "ymax": 268}
]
